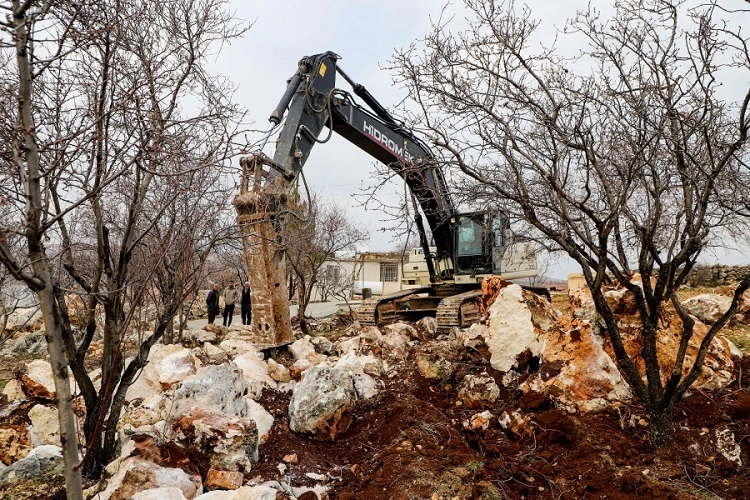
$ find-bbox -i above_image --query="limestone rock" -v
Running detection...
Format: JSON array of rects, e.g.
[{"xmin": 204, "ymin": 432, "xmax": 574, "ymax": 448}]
[
  {"xmin": 266, "ymin": 359, "xmax": 291, "ymax": 383},
  {"xmin": 0, "ymin": 425, "xmax": 31, "ymax": 465},
  {"xmin": 381, "ymin": 331, "xmax": 410, "ymax": 360},
  {"xmin": 289, "ymin": 359, "xmax": 312, "ymax": 379},
  {"xmin": 172, "ymin": 408, "xmax": 259, "ymax": 472},
  {"xmin": 125, "ymin": 362, "xmax": 163, "ymax": 403},
  {"xmin": 193, "ymin": 342, "xmax": 229, "ymax": 365},
  {"xmin": 182, "ymin": 329, "xmax": 217, "ymax": 347},
  {"xmin": 416, "ymin": 353, "xmax": 455, "ymax": 382},
  {"xmin": 715, "ymin": 426, "xmax": 742, "ymax": 467},
  {"xmin": 169, "ymin": 364, "xmax": 248, "ymax": 419},
  {"xmin": 385, "ymin": 322, "xmax": 420, "ymax": 341},
  {"xmin": 131, "ymin": 487, "xmax": 188, "ymax": 500},
  {"xmin": 92, "ymin": 455, "xmax": 202, "ymax": 500},
  {"xmin": 119, "ymin": 395, "xmax": 167, "ymax": 429},
  {"xmin": 416, "ymin": 316, "xmax": 438, "ymax": 338},
  {"xmin": 159, "ymin": 348, "xmax": 198, "ymax": 390},
  {"xmin": 464, "ymin": 410, "xmax": 493, "ymax": 431},
  {"xmin": 245, "ymin": 399, "xmax": 274, "ymax": 444},
  {"xmin": 289, "ymin": 338, "xmax": 316, "ymax": 361},
  {"xmin": 28, "ymin": 404, "xmax": 60, "ymax": 446},
  {"xmin": 681, "ymin": 294, "xmax": 734, "ymax": 325},
  {"xmin": 218, "ymin": 338, "xmax": 258, "ymax": 359},
  {"xmin": 19, "ymin": 360, "xmax": 57, "ymax": 400},
  {"xmin": 310, "ymin": 335, "xmax": 334, "ymax": 355},
  {"xmin": 194, "ymin": 485, "xmax": 279, "ymax": 499},
  {"xmin": 523, "ymin": 315, "xmax": 632, "ymax": 412},
  {"xmin": 458, "ymin": 373, "xmax": 500, "ymax": 409},
  {"xmin": 358, "ymin": 325, "xmax": 384, "ymax": 344},
  {"xmin": 334, "ymin": 335, "xmax": 361, "ymax": 356},
  {"xmin": 466, "ymin": 284, "xmax": 547, "ymax": 373},
  {"xmin": 204, "ymin": 323, "xmax": 225, "ymax": 336},
  {"xmin": 498, "ymin": 410, "xmax": 533, "ymax": 438},
  {"xmin": 334, "ymin": 353, "xmax": 380, "ymax": 400},
  {"xmin": 288, "ymin": 364, "xmax": 357, "ymax": 440},
  {"xmin": 205, "ymin": 468, "xmax": 244, "ymax": 490},
  {"xmin": 233, "ymin": 352, "xmax": 277, "ymax": 398},
  {"xmin": 0, "ymin": 445, "xmax": 63, "ymax": 484},
  {"xmin": 602, "ymin": 309, "xmax": 737, "ymax": 391},
  {"xmin": 3, "ymin": 308, "xmax": 43, "ymax": 332},
  {"xmin": 2, "ymin": 380, "xmax": 25, "ymax": 402}
]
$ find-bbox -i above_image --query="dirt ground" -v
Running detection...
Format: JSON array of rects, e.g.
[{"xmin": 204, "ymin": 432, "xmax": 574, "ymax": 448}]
[
  {"xmin": 248, "ymin": 345, "xmax": 750, "ymax": 500},
  {"xmin": 3, "ymin": 291, "xmax": 750, "ymax": 499}
]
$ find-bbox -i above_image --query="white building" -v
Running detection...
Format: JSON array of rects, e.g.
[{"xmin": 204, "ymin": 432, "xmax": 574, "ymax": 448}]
[{"xmin": 311, "ymin": 251, "xmax": 408, "ymax": 302}]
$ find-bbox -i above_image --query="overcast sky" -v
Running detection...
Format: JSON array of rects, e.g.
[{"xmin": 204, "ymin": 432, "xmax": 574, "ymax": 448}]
[
  {"xmin": 213, "ymin": 1, "xmax": 462, "ymax": 253},
  {"xmin": 211, "ymin": 1, "xmax": 750, "ymax": 279}
]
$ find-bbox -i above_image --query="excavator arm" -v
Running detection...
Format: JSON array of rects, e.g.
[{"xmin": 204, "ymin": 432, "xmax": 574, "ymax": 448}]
[
  {"xmin": 235, "ymin": 52, "xmax": 539, "ymax": 344},
  {"xmin": 265, "ymin": 51, "xmax": 456, "ymax": 263}
]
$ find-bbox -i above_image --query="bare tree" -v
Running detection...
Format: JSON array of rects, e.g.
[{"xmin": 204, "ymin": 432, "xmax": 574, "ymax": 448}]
[
  {"xmin": 284, "ymin": 197, "xmax": 368, "ymax": 333},
  {"xmin": 0, "ymin": 0, "xmax": 247, "ymax": 484},
  {"xmin": 391, "ymin": 0, "xmax": 750, "ymax": 449}
]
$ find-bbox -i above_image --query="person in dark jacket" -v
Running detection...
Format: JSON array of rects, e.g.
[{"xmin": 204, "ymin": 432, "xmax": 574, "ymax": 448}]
[
  {"xmin": 206, "ymin": 283, "xmax": 220, "ymax": 324},
  {"xmin": 240, "ymin": 282, "xmax": 252, "ymax": 326}
]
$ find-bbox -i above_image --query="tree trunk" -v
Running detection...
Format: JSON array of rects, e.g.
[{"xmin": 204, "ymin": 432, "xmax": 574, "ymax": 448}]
[
  {"xmin": 648, "ymin": 406, "xmax": 675, "ymax": 451},
  {"xmin": 35, "ymin": 271, "xmax": 84, "ymax": 498}
]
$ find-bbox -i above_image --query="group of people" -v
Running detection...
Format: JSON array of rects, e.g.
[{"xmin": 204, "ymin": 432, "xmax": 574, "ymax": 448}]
[{"xmin": 206, "ymin": 280, "xmax": 252, "ymax": 327}]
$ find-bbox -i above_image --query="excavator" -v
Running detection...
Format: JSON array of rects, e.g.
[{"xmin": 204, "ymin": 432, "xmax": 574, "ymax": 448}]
[{"xmin": 235, "ymin": 51, "xmax": 541, "ymax": 343}]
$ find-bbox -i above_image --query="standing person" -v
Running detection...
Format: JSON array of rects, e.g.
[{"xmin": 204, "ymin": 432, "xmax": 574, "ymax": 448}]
[
  {"xmin": 240, "ymin": 282, "xmax": 252, "ymax": 326},
  {"xmin": 223, "ymin": 280, "xmax": 240, "ymax": 327},
  {"xmin": 206, "ymin": 283, "xmax": 220, "ymax": 324}
]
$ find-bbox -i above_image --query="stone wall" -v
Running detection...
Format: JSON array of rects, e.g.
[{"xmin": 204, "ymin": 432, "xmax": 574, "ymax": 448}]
[{"xmin": 686, "ymin": 265, "xmax": 750, "ymax": 287}]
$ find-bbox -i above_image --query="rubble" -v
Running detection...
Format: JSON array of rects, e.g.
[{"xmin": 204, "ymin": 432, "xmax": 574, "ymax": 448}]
[{"xmin": 1, "ymin": 277, "xmax": 749, "ymax": 499}]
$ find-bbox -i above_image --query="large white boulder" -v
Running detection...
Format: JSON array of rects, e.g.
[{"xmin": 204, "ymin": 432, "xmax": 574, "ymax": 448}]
[
  {"xmin": 90, "ymin": 456, "xmax": 202, "ymax": 500},
  {"xmin": 19, "ymin": 360, "xmax": 71, "ymax": 400},
  {"xmin": 168, "ymin": 364, "xmax": 248, "ymax": 419},
  {"xmin": 0, "ymin": 445, "xmax": 63, "ymax": 484},
  {"xmin": 28, "ymin": 404, "xmax": 60, "ymax": 446},
  {"xmin": 523, "ymin": 315, "xmax": 632, "ymax": 412},
  {"xmin": 125, "ymin": 362, "xmax": 163, "ymax": 403},
  {"xmin": 288, "ymin": 364, "xmax": 357, "ymax": 441},
  {"xmin": 245, "ymin": 399, "xmax": 274, "ymax": 443},
  {"xmin": 465, "ymin": 285, "xmax": 546, "ymax": 372},
  {"xmin": 289, "ymin": 338, "xmax": 316, "ymax": 361},
  {"xmin": 682, "ymin": 294, "xmax": 734, "ymax": 325},
  {"xmin": 172, "ymin": 408, "xmax": 258, "ymax": 472},
  {"xmin": 233, "ymin": 352, "xmax": 277, "ymax": 398},
  {"xmin": 159, "ymin": 348, "xmax": 198, "ymax": 389}
]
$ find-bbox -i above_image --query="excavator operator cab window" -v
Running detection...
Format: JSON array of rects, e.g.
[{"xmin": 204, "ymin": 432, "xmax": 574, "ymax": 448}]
[
  {"xmin": 457, "ymin": 216, "xmax": 484, "ymax": 256},
  {"xmin": 455, "ymin": 214, "xmax": 492, "ymax": 275}
]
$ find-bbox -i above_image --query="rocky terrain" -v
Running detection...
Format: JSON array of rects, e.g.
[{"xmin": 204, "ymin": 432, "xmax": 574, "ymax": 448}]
[{"xmin": 1, "ymin": 279, "xmax": 750, "ymax": 499}]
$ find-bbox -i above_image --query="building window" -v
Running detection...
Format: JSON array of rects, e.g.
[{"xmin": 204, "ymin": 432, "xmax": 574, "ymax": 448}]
[
  {"xmin": 379, "ymin": 262, "xmax": 399, "ymax": 282},
  {"xmin": 324, "ymin": 264, "xmax": 340, "ymax": 282}
]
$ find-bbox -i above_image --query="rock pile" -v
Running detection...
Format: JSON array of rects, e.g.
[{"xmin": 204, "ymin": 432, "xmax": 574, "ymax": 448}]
[{"xmin": 0, "ymin": 277, "xmax": 745, "ymax": 497}]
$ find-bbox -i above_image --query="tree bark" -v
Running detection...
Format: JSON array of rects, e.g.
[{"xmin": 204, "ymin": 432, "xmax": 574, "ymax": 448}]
[
  {"xmin": 13, "ymin": 1, "xmax": 83, "ymax": 496},
  {"xmin": 648, "ymin": 406, "xmax": 675, "ymax": 451}
]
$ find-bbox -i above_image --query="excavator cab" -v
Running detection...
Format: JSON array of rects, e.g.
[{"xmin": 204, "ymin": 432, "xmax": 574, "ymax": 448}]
[{"xmin": 454, "ymin": 212, "xmax": 504, "ymax": 278}]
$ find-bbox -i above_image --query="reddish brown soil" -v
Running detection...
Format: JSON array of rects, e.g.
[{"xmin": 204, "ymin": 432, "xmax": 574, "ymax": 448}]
[
  {"xmin": 3, "ymin": 331, "xmax": 750, "ymax": 499},
  {"xmin": 253, "ymin": 349, "xmax": 750, "ymax": 499}
]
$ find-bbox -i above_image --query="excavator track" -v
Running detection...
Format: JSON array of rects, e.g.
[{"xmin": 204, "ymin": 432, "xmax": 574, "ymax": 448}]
[
  {"xmin": 435, "ymin": 288, "xmax": 483, "ymax": 334},
  {"xmin": 357, "ymin": 286, "xmax": 484, "ymax": 333},
  {"xmin": 357, "ymin": 288, "xmax": 431, "ymax": 327}
]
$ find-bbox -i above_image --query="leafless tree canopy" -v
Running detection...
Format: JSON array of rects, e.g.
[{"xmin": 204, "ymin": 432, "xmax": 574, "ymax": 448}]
[
  {"xmin": 0, "ymin": 0, "xmax": 249, "ymax": 486},
  {"xmin": 284, "ymin": 196, "xmax": 368, "ymax": 333},
  {"xmin": 391, "ymin": 0, "xmax": 750, "ymax": 449}
]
